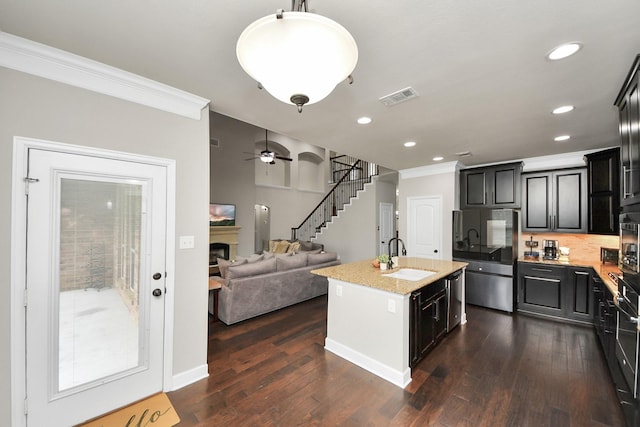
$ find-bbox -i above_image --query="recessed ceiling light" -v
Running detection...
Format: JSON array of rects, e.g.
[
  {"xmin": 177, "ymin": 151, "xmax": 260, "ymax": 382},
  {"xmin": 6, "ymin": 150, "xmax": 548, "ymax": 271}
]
[
  {"xmin": 547, "ymin": 42, "xmax": 582, "ymax": 60},
  {"xmin": 404, "ymin": 141, "xmax": 416, "ymax": 147},
  {"xmin": 433, "ymin": 156, "xmax": 444, "ymax": 161},
  {"xmin": 357, "ymin": 116, "xmax": 372, "ymax": 125},
  {"xmin": 554, "ymin": 135, "xmax": 571, "ymax": 142},
  {"xmin": 552, "ymin": 105, "xmax": 575, "ymax": 114}
]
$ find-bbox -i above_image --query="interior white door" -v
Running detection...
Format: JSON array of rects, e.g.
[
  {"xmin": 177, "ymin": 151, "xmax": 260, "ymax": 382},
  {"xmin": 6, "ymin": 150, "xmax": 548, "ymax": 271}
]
[
  {"xmin": 379, "ymin": 202, "xmax": 394, "ymax": 256},
  {"xmin": 25, "ymin": 148, "xmax": 167, "ymax": 427},
  {"xmin": 407, "ymin": 196, "xmax": 442, "ymax": 259}
]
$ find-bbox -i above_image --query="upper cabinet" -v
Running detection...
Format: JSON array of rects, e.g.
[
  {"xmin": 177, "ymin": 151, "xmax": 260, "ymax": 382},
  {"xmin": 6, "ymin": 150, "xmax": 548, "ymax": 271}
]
[
  {"xmin": 459, "ymin": 162, "xmax": 522, "ymax": 209},
  {"xmin": 522, "ymin": 168, "xmax": 587, "ymax": 233},
  {"xmin": 585, "ymin": 148, "xmax": 620, "ymax": 235},
  {"xmin": 615, "ymin": 55, "xmax": 640, "ymax": 209}
]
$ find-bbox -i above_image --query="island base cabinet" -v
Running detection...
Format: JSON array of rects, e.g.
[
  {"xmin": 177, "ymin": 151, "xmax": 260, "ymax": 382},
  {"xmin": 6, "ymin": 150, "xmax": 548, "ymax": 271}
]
[{"xmin": 410, "ymin": 280, "xmax": 447, "ymax": 369}]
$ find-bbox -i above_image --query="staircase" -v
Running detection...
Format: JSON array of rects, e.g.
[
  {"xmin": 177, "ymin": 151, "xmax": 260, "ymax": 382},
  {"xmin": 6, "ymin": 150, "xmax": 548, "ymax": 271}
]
[{"xmin": 291, "ymin": 155, "xmax": 379, "ymax": 242}]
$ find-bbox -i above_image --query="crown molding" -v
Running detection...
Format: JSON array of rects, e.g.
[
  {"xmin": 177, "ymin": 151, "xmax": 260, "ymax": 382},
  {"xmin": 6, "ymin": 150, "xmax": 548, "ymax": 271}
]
[
  {"xmin": 399, "ymin": 161, "xmax": 462, "ymax": 179},
  {"xmin": 0, "ymin": 31, "xmax": 210, "ymax": 119}
]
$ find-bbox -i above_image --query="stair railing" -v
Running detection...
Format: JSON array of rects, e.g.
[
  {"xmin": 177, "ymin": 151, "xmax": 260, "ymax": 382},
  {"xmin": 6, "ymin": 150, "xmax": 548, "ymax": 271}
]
[{"xmin": 292, "ymin": 157, "xmax": 378, "ymax": 242}]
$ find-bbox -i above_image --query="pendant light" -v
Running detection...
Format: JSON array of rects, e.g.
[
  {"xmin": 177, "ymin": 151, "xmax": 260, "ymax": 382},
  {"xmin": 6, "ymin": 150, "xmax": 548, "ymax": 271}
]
[{"xmin": 236, "ymin": 1, "xmax": 358, "ymax": 113}]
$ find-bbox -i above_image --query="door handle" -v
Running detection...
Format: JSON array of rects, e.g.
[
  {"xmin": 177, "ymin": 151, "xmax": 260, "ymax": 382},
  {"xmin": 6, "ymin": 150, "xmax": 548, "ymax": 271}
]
[
  {"xmin": 153, "ymin": 272, "xmax": 162, "ymax": 280},
  {"xmin": 434, "ymin": 249, "xmax": 438, "ymax": 253},
  {"xmin": 152, "ymin": 288, "xmax": 162, "ymax": 297}
]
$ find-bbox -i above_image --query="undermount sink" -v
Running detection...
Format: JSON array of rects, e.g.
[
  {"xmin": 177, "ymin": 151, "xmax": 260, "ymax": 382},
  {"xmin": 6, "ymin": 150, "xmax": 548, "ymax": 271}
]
[{"xmin": 383, "ymin": 268, "xmax": 436, "ymax": 281}]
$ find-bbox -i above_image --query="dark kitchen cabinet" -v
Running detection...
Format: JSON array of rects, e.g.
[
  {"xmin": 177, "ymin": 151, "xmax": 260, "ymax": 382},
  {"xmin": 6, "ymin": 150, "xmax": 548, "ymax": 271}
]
[
  {"xmin": 521, "ymin": 168, "xmax": 587, "ymax": 233},
  {"xmin": 517, "ymin": 263, "xmax": 565, "ymax": 318},
  {"xmin": 517, "ymin": 262, "xmax": 594, "ymax": 325},
  {"xmin": 460, "ymin": 162, "xmax": 522, "ymax": 209},
  {"xmin": 410, "ymin": 279, "xmax": 447, "ymax": 368},
  {"xmin": 593, "ymin": 276, "xmax": 617, "ymax": 367},
  {"xmin": 585, "ymin": 148, "xmax": 620, "ymax": 234},
  {"xmin": 615, "ymin": 55, "xmax": 640, "ymax": 209},
  {"xmin": 567, "ymin": 267, "xmax": 594, "ymax": 323}
]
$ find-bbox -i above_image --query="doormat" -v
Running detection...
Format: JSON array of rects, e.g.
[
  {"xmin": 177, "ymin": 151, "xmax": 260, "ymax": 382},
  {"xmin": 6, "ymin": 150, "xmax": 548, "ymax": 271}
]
[{"xmin": 77, "ymin": 392, "xmax": 180, "ymax": 427}]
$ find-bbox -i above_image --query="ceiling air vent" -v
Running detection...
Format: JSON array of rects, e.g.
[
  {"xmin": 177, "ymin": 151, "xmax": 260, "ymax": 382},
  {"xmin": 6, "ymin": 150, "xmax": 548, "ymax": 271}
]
[
  {"xmin": 210, "ymin": 138, "xmax": 220, "ymax": 148},
  {"xmin": 379, "ymin": 87, "xmax": 419, "ymax": 107}
]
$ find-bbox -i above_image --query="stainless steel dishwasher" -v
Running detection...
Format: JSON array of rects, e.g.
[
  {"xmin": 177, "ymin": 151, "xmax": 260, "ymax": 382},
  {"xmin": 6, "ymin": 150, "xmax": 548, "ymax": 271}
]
[{"xmin": 446, "ymin": 270, "xmax": 463, "ymax": 332}]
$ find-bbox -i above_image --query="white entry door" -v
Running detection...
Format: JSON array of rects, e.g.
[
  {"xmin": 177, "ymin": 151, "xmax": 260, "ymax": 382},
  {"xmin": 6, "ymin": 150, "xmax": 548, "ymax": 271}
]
[
  {"xmin": 25, "ymin": 147, "xmax": 167, "ymax": 426},
  {"xmin": 407, "ymin": 196, "xmax": 442, "ymax": 259},
  {"xmin": 379, "ymin": 202, "xmax": 394, "ymax": 256}
]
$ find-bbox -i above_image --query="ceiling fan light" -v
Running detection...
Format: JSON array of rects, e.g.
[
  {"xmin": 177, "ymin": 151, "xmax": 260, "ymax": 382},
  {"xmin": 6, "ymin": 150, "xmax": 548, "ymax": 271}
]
[
  {"xmin": 236, "ymin": 11, "xmax": 358, "ymax": 109},
  {"xmin": 260, "ymin": 152, "xmax": 275, "ymax": 162}
]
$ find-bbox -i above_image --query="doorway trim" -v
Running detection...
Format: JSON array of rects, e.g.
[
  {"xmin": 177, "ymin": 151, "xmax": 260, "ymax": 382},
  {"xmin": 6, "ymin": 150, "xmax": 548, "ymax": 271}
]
[{"xmin": 10, "ymin": 136, "xmax": 176, "ymax": 427}]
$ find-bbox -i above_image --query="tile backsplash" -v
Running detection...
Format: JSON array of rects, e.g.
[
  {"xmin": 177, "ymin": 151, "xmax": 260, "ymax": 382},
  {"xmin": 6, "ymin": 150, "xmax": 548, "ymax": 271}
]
[{"xmin": 520, "ymin": 232, "xmax": 619, "ymax": 261}]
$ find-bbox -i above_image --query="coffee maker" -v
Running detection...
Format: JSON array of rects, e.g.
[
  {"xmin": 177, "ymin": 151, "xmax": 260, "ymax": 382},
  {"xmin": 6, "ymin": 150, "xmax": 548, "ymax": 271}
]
[{"xmin": 543, "ymin": 240, "xmax": 559, "ymax": 260}]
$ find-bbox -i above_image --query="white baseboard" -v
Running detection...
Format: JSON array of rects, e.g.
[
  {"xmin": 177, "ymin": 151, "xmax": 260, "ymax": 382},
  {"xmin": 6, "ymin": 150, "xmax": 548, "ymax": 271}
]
[
  {"xmin": 324, "ymin": 338, "xmax": 411, "ymax": 389},
  {"xmin": 170, "ymin": 364, "xmax": 209, "ymax": 391}
]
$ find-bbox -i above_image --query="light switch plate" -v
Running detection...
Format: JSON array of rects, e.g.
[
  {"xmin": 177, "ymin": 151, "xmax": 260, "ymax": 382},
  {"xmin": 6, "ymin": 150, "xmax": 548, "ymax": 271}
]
[{"xmin": 179, "ymin": 235, "xmax": 195, "ymax": 249}]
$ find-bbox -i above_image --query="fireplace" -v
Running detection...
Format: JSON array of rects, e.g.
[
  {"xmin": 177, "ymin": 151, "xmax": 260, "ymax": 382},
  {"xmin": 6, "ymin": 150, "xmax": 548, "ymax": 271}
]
[
  {"xmin": 210, "ymin": 242, "xmax": 230, "ymax": 265},
  {"xmin": 209, "ymin": 226, "xmax": 240, "ymax": 276}
]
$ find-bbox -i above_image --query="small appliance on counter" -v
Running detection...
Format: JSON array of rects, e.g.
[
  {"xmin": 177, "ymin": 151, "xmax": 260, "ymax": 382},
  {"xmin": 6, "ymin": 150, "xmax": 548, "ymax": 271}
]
[
  {"xmin": 558, "ymin": 246, "xmax": 570, "ymax": 262},
  {"xmin": 601, "ymin": 247, "xmax": 619, "ymax": 265},
  {"xmin": 542, "ymin": 240, "xmax": 559, "ymax": 260}
]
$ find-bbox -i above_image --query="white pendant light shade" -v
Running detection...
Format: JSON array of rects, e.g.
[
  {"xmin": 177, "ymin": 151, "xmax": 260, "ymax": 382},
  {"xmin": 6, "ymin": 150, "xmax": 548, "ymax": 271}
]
[{"xmin": 236, "ymin": 11, "xmax": 358, "ymax": 110}]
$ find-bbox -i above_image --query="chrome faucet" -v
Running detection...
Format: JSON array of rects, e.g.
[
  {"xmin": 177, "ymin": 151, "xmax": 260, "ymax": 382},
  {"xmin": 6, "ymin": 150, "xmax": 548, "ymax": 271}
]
[{"xmin": 387, "ymin": 237, "xmax": 407, "ymax": 269}]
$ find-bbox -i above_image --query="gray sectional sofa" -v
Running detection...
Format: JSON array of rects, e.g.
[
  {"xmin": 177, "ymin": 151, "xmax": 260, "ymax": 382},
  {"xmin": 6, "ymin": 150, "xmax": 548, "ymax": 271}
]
[{"xmin": 212, "ymin": 251, "xmax": 340, "ymax": 325}]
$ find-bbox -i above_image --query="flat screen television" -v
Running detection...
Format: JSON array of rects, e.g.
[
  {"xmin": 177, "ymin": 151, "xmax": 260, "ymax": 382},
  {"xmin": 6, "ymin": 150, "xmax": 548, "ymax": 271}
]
[{"xmin": 209, "ymin": 203, "xmax": 236, "ymax": 226}]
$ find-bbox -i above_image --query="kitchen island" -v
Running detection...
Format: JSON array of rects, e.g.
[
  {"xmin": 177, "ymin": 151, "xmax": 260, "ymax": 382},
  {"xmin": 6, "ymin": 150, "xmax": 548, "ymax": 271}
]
[{"xmin": 311, "ymin": 257, "xmax": 468, "ymax": 388}]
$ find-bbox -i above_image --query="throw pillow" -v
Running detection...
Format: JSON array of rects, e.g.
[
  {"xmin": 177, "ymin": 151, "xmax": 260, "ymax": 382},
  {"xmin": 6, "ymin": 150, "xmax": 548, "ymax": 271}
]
[
  {"xmin": 307, "ymin": 252, "xmax": 338, "ymax": 265},
  {"xmin": 226, "ymin": 257, "xmax": 277, "ymax": 279},
  {"xmin": 287, "ymin": 241, "xmax": 301, "ymax": 254},
  {"xmin": 299, "ymin": 241, "xmax": 316, "ymax": 251},
  {"xmin": 217, "ymin": 257, "xmax": 246, "ymax": 279},
  {"xmin": 263, "ymin": 251, "xmax": 292, "ymax": 259},
  {"xmin": 276, "ymin": 253, "xmax": 308, "ymax": 271},
  {"xmin": 272, "ymin": 240, "xmax": 290, "ymax": 253},
  {"xmin": 236, "ymin": 253, "xmax": 264, "ymax": 264}
]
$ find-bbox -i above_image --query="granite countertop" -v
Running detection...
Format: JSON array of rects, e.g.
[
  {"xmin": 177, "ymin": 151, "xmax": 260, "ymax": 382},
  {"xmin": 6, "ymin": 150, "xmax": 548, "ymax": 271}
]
[
  {"xmin": 311, "ymin": 257, "xmax": 468, "ymax": 295},
  {"xmin": 518, "ymin": 257, "xmax": 620, "ymax": 296}
]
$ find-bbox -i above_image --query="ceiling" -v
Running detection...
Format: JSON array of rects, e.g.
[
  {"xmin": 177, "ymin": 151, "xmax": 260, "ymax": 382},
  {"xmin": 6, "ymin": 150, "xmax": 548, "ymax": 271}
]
[{"xmin": 2, "ymin": 1, "xmax": 639, "ymax": 170}]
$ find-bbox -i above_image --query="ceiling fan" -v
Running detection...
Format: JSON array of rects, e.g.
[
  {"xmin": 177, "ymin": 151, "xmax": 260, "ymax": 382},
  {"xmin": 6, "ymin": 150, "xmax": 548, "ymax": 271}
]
[{"xmin": 245, "ymin": 129, "xmax": 293, "ymax": 164}]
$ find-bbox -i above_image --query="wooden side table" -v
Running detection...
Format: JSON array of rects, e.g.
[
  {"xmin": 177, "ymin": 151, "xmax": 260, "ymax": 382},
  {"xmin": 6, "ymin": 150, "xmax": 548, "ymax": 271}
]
[{"xmin": 208, "ymin": 277, "xmax": 222, "ymax": 321}]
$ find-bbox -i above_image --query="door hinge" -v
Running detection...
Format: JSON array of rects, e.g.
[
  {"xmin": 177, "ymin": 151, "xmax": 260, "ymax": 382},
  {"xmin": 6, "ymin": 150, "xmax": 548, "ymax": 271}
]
[
  {"xmin": 24, "ymin": 397, "xmax": 28, "ymax": 415},
  {"xmin": 23, "ymin": 289, "xmax": 27, "ymax": 307},
  {"xmin": 24, "ymin": 177, "xmax": 39, "ymax": 195}
]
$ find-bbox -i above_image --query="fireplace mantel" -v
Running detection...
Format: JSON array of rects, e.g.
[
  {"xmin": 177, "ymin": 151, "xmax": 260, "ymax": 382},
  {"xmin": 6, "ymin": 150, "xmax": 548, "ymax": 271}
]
[{"xmin": 210, "ymin": 226, "xmax": 240, "ymax": 261}]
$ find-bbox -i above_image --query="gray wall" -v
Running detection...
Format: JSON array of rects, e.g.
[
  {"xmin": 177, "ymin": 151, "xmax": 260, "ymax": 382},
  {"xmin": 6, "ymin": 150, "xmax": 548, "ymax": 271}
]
[
  {"xmin": 398, "ymin": 167, "xmax": 458, "ymax": 261},
  {"xmin": 314, "ymin": 178, "xmax": 397, "ymax": 263},
  {"xmin": 0, "ymin": 68, "xmax": 210, "ymax": 425},
  {"xmin": 209, "ymin": 112, "xmax": 258, "ymax": 254}
]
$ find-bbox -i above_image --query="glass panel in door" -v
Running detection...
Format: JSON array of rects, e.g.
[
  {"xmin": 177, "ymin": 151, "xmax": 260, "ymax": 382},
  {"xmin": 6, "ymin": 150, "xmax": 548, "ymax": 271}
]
[{"xmin": 57, "ymin": 178, "xmax": 144, "ymax": 392}]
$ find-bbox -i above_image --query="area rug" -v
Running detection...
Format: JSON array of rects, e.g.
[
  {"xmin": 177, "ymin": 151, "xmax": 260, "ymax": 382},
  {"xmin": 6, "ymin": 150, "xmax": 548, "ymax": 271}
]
[{"xmin": 77, "ymin": 392, "xmax": 180, "ymax": 427}]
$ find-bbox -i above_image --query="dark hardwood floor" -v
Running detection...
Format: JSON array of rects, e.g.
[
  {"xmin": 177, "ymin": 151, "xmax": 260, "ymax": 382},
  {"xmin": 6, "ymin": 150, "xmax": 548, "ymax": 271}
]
[{"xmin": 169, "ymin": 296, "xmax": 626, "ymax": 426}]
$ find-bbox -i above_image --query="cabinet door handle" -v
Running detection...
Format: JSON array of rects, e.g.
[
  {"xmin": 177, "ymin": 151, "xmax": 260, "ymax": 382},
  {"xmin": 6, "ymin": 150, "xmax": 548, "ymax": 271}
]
[
  {"xmin": 531, "ymin": 268, "xmax": 553, "ymax": 273},
  {"xmin": 623, "ymin": 166, "xmax": 633, "ymax": 198},
  {"xmin": 524, "ymin": 275, "xmax": 559, "ymax": 283}
]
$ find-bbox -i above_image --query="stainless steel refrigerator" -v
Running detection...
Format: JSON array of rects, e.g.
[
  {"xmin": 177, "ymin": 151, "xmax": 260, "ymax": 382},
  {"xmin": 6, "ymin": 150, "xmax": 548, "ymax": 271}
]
[{"xmin": 452, "ymin": 209, "xmax": 519, "ymax": 312}]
